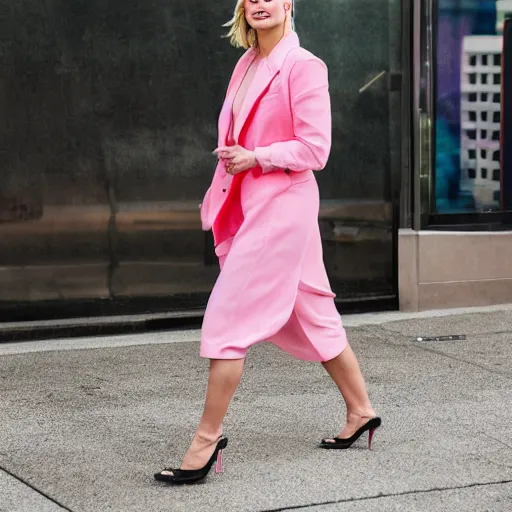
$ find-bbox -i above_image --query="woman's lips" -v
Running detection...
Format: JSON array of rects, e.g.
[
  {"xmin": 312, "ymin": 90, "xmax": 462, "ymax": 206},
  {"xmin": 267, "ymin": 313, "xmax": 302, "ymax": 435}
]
[{"xmin": 252, "ymin": 11, "xmax": 270, "ymax": 20}]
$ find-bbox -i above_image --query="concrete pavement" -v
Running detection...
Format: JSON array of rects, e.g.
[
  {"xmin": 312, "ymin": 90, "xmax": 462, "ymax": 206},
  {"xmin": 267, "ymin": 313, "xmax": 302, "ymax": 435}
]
[{"xmin": 1, "ymin": 305, "xmax": 511, "ymax": 511}]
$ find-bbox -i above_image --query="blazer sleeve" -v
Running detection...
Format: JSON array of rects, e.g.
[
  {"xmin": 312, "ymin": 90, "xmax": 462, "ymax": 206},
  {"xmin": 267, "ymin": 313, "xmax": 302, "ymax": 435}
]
[{"xmin": 253, "ymin": 57, "xmax": 332, "ymax": 173}]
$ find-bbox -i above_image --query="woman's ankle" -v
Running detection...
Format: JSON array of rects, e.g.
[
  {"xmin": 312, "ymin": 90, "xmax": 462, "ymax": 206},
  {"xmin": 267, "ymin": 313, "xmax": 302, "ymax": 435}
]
[
  {"xmin": 346, "ymin": 408, "xmax": 376, "ymax": 422},
  {"xmin": 194, "ymin": 427, "xmax": 223, "ymax": 443}
]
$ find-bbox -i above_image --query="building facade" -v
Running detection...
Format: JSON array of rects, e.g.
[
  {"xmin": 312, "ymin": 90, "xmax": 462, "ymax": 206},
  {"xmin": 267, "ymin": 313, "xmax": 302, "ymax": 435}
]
[
  {"xmin": 0, "ymin": 1, "xmax": 510, "ymax": 324},
  {"xmin": 399, "ymin": 0, "xmax": 512, "ymax": 311}
]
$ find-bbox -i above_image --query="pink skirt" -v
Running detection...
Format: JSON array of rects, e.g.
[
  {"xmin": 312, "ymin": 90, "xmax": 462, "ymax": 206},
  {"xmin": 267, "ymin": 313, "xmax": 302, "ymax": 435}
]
[{"xmin": 200, "ymin": 169, "xmax": 348, "ymax": 361}]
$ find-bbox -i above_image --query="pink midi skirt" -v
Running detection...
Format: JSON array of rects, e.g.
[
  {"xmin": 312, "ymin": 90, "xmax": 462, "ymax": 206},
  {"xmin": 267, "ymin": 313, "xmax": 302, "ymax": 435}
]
[{"xmin": 200, "ymin": 169, "xmax": 348, "ymax": 361}]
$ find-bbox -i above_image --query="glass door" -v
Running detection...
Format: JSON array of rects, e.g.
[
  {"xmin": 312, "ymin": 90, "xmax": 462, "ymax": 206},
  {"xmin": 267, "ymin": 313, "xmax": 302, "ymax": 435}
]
[{"xmin": 297, "ymin": 0, "xmax": 403, "ymax": 304}]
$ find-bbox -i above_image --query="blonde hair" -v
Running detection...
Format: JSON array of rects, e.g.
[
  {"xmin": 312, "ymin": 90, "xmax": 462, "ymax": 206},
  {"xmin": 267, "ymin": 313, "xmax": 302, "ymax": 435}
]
[
  {"xmin": 224, "ymin": 0, "xmax": 295, "ymax": 49},
  {"xmin": 224, "ymin": 0, "xmax": 256, "ymax": 49}
]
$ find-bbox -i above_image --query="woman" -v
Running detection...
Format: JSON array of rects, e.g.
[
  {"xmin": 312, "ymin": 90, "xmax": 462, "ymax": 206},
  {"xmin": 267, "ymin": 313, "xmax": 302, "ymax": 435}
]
[{"xmin": 154, "ymin": 0, "xmax": 381, "ymax": 485}]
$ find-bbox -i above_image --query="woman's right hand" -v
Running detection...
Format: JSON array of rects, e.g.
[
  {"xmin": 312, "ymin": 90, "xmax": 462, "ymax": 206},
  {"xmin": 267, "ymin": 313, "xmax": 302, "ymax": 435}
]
[{"xmin": 214, "ymin": 145, "xmax": 257, "ymax": 175}]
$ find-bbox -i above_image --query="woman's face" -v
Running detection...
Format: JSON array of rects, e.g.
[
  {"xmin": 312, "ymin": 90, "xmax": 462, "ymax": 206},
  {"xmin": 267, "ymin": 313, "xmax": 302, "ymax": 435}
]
[{"xmin": 244, "ymin": 0, "xmax": 288, "ymax": 31}]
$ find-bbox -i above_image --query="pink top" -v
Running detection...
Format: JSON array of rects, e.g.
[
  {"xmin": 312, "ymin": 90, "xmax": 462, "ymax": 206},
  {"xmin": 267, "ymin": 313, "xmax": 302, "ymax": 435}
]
[{"xmin": 230, "ymin": 55, "xmax": 262, "ymax": 143}]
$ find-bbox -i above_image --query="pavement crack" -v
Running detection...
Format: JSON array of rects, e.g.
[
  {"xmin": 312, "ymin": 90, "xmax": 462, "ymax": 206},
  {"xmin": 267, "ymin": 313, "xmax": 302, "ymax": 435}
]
[
  {"xmin": 371, "ymin": 325, "xmax": 512, "ymax": 381},
  {"xmin": 0, "ymin": 466, "xmax": 73, "ymax": 511},
  {"xmin": 478, "ymin": 329, "xmax": 512, "ymax": 337},
  {"xmin": 411, "ymin": 344, "xmax": 512, "ymax": 380},
  {"xmin": 374, "ymin": 328, "xmax": 512, "ymax": 381},
  {"xmin": 260, "ymin": 479, "xmax": 512, "ymax": 511},
  {"xmin": 481, "ymin": 432, "xmax": 512, "ymax": 451}
]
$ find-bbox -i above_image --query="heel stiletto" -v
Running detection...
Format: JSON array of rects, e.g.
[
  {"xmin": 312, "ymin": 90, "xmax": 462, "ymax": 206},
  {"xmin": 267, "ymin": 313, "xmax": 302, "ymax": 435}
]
[
  {"xmin": 154, "ymin": 437, "xmax": 228, "ymax": 485},
  {"xmin": 320, "ymin": 417, "xmax": 381, "ymax": 450}
]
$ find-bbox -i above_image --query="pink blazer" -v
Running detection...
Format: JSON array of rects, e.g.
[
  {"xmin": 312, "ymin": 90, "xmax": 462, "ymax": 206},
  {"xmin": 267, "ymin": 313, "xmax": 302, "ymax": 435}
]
[{"xmin": 200, "ymin": 32, "xmax": 331, "ymax": 233}]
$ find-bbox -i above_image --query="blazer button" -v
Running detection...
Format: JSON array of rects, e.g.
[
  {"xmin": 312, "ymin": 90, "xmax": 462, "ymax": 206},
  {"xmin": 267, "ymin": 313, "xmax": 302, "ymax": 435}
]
[
  {"xmin": 284, "ymin": 168, "xmax": 290, "ymax": 174},
  {"xmin": 222, "ymin": 188, "xmax": 227, "ymax": 192}
]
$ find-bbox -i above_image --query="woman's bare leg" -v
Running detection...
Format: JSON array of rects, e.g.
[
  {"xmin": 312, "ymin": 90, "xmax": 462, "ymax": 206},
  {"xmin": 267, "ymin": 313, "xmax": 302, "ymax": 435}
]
[
  {"xmin": 322, "ymin": 345, "xmax": 376, "ymax": 440},
  {"xmin": 161, "ymin": 358, "xmax": 244, "ymax": 474}
]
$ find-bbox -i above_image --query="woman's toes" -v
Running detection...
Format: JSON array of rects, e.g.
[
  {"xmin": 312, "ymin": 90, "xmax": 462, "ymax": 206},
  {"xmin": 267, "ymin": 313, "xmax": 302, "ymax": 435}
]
[{"xmin": 160, "ymin": 470, "xmax": 174, "ymax": 476}]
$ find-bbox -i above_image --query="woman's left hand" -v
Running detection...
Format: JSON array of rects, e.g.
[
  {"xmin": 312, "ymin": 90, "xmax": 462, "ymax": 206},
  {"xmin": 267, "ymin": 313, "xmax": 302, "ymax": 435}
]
[{"xmin": 214, "ymin": 145, "xmax": 257, "ymax": 175}]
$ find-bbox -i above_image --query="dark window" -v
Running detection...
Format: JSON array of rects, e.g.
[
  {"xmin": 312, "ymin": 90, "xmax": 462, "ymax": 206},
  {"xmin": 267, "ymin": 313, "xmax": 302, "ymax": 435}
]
[
  {"xmin": 467, "ymin": 130, "xmax": 477, "ymax": 140},
  {"xmin": 494, "ymin": 54, "xmax": 501, "ymax": 66},
  {"xmin": 481, "ymin": 111, "xmax": 488, "ymax": 121},
  {"xmin": 481, "ymin": 168, "xmax": 487, "ymax": 179},
  {"xmin": 493, "ymin": 111, "xmax": 500, "ymax": 123},
  {"xmin": 493, "ymin": 93, "xmax": 500, "ymax": 103},
  {"xmin": 482, "ymin": 55, "xmax": 488, "ymax": 66},
  {"xmin": 481, "ymin": 74, "xmax": 488, "ymax": 84},
  {"xmin": 469, "ymin": 149, "xmax": 476, "ymax": 159},
  {"xmin": 469, "ymin": 111, "xmax": 476, "ymax": 121},
  {"xmin": 494, "ymin": 74, "xmax": 501, "ymax": 85},
  {"xmin": 470, "ymin": 55, "xmax": 477, "ymax": 66},
  {"xmin": 493, "ymin": 169, "xmax": 500, "ymax": 181},
  {"xmin": 469, "ymin": 93, "xmax": 477, "ymax": 102},
  {"xmin": 492, "ymin": 131, "xmax": 500, "ymax": 141},
  {"xmin": 493, "ymin": 190, "xmax": 501, "ymax": 201},
  {"xmin": 468, "ymin": 168, "xmax": 476, "ymax": 179},
  {"xmin": 481, "ymin": 130, "xmax": 487, "ymax": 138},
  {"xmin": 493, "ymin": 150, "xmax": 500, "ymax": 162},
  {"xmin": 481, "ymin": 93, "xmax": 488, "ymax": 101},
  {"xmin": 481, "ymin": 149, "xmax": 486, "ymax": 159}
]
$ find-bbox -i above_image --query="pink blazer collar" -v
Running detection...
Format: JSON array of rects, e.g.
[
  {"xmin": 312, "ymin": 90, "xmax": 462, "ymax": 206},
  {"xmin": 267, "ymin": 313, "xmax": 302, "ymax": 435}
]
[{"xmin": 219, "ymin": 32, "xmax": 300, "ymax": 145}]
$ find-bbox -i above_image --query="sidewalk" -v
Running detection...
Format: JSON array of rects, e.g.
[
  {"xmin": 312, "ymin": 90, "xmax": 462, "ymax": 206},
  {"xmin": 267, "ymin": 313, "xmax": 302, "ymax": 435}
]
[{"xmin": 1, "ymin": 305, "xmax": 511, "ymax": 512}]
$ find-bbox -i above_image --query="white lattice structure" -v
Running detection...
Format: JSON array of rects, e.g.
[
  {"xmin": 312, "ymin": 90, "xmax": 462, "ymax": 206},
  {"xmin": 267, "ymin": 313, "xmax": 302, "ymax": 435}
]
[
  {"xmin": 460, "ymin": 36, "xmax": 502, "ymax": 209},
  {"xmin": 496, "ymin": 1, "xmax": 512, "ymax": 34}
]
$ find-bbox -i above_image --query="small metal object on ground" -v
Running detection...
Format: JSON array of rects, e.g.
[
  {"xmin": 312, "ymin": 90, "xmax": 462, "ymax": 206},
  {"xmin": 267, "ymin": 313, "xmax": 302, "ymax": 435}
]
[{"xmin": 415, "ymin": 335, "xmax": 467, "ymax": 342}]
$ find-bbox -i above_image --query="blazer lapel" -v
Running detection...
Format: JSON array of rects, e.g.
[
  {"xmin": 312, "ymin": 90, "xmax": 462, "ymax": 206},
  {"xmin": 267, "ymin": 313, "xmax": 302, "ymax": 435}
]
[
  {"xmin": 233, "ymin": 32, "xmax": 301, "ymax": 143},
  {"xmin": 218, "ymin": 32, "xmax": 301, "ymax": 146},
  {"xmin": 218, "ymin": 49, "xmax": 257, "ymax": 146},
  {"xmin": 233, "ymin": 61, "xmax": 278, "ymax": 143}
]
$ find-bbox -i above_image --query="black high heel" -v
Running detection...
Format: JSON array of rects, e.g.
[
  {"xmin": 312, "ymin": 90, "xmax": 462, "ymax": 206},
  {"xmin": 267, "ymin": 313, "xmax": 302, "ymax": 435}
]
[
  {"xmin": 320, "ymin": 417, "xmax": 381, "ymax": 450},
  {"xmin": 154, "ymin": 437, "xmax": 228, "ymax": 485}
]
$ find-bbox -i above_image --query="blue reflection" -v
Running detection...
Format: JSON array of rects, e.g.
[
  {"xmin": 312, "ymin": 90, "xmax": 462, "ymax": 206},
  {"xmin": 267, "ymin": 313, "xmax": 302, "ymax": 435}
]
[{"xmin": 436, "ymin": 0, "xmax": 499, "ymax": 212}]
